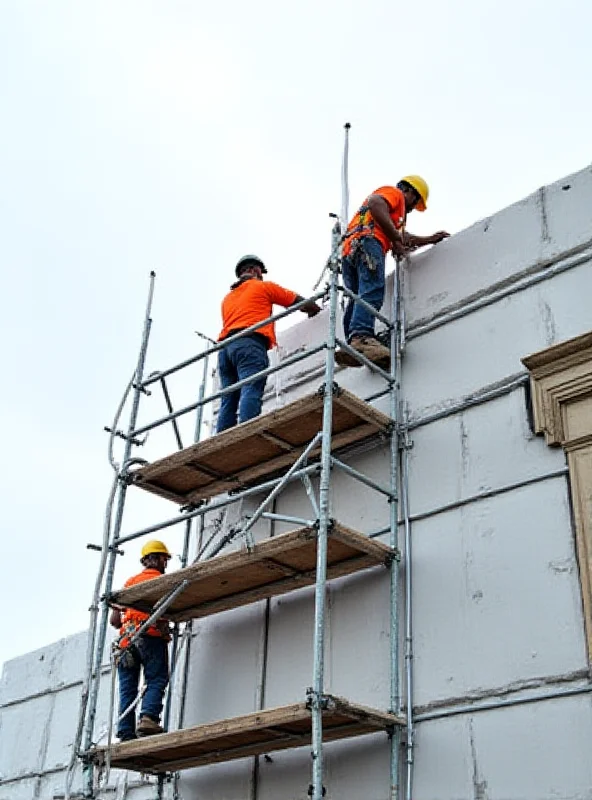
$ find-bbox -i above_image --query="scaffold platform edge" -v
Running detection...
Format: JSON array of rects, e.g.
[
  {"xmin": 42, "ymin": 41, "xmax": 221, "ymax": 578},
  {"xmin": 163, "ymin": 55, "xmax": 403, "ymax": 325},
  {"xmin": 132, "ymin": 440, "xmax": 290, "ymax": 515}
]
[
  {"xmin": 132, "ymin": 387, "xmax": 391, "ymax": 505},
  {"xmin": 109, "ymin": 522, "xmax": 395, "ymax": 622},
  {"xmin": 90, "ymin": 695, "xmax": 404, "ymax": 774}
]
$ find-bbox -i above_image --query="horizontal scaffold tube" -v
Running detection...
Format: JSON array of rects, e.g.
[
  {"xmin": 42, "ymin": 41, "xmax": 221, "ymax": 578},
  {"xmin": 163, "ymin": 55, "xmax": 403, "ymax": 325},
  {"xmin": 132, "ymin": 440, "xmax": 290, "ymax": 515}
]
[
  {"xmin": 338, "ymin": 284, "xmax": 393, "ymax": 328},
  {"xmin": 330, "ymin": 455, "xmax": 396, "ymax": 499},
  {"xmin": 131, "ymin": 343, "xmax": 326, "ymax": 438},
  {"xmin": 141, "ymin": 291, "xmax": 327, "ymax": 388},
  {"xmin": 116, "ymin": 462, "xmax": 322, "ymax": 546}
]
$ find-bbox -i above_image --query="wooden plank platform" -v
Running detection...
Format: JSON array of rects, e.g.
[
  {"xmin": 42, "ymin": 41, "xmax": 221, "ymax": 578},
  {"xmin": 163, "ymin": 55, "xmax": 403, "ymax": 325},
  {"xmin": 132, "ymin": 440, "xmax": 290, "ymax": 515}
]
[
  {"xmin": 90, "ymin": 695, "xmax": 404, "ymax": 774},
  {"xmin": 109, "ymin": 523, "xmax": 395, "ymax": 622},
  {"xmin": 132, "ymin": 387, "xmax": 391, "ymax": 505}
]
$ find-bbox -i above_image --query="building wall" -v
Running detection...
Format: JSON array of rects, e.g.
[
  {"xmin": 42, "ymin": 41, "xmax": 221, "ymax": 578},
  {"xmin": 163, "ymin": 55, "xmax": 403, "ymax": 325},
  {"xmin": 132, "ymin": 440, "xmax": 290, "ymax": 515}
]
[{"xmin": 2, "ymin": 165, "xmax": 592, "ymax": 800}]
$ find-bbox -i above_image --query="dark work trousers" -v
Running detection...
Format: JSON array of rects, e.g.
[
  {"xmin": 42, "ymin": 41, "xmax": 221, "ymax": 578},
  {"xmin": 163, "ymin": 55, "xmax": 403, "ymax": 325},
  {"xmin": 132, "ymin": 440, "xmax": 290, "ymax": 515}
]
[
  {"xmin": 216, "ymin": 334, "xmax": 269, "ymax": 432},
  {"xmin": 117, "ymin": 635, "xmax": 169, "ymax": 740},
  {"xmin": 342, "ymin": 236, "xmax": 386, "ymax": 341}
]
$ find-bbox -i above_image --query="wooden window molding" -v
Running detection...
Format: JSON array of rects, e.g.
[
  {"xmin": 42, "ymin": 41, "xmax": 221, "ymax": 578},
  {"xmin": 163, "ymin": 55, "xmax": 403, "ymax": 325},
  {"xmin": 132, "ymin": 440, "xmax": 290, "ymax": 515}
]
[{"xmin": 522, "ymin": 331, "xmax": 592, "ymax": 661}]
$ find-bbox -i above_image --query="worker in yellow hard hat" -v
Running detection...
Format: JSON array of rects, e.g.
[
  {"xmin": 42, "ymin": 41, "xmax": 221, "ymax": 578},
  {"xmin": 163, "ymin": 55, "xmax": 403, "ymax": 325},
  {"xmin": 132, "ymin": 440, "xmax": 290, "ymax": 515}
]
[
  {"xmin": 336, "ymin": 176, "xmax": 449, "ymax": 368},
  {"xmin": 109, "ymin": 540, "xmax": 173, "ymax": 741}
]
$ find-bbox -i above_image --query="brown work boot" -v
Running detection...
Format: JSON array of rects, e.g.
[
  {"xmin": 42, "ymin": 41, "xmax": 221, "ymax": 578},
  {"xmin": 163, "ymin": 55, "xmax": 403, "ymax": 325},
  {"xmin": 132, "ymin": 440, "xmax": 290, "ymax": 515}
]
[
  {"xmin": 349, "ymin": 335, "xmax": 391, "ymax": 368},
  {"xmin": 335, "ymin": 347, "xmax": 363, "ymax": 367},
  {"xmin": 137, "ymin": 715, "xmax": 164, "ymax": 736}
]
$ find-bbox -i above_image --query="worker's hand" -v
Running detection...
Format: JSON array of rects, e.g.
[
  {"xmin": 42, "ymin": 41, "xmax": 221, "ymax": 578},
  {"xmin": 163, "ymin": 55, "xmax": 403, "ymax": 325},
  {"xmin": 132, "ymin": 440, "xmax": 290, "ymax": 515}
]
[
  {"xmin": 429, "ymin": 231, "xmax": 450, "ymax": 244},
  {"xmin": 391, "ymin": 240, "xmax": 409, "ymax": 258},
  {"xmin": 307, "ymin": 303, "xmax": 321, "ymax": 317}
]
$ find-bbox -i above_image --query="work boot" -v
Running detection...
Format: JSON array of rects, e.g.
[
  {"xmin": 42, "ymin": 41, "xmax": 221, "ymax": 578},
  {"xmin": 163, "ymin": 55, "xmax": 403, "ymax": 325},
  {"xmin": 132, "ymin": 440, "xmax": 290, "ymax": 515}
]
[
  {"xmin": 349, "ymin": 335, "xmax": 391, "ymax": 368},
  {"xmin": 137, "ymin": 716, "xmax": 164, "ymax": 736},
  {"xmin": 375, "ymin": 329, "xmax": 392, "ymax": 348},
  {"xmin": 335, "ymin": 347, "xmax": 363, "ymax": 368},
  {"xmin": 117, "ymin": 732, "xmax": 137, "ymax": 743}
]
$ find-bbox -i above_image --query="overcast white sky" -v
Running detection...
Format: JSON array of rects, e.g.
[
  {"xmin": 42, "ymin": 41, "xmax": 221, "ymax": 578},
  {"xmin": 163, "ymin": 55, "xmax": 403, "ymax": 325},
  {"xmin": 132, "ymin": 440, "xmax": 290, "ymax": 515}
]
[{"xmin": 1, "ymin": 0, "xmax": 591, "ymax": 671}]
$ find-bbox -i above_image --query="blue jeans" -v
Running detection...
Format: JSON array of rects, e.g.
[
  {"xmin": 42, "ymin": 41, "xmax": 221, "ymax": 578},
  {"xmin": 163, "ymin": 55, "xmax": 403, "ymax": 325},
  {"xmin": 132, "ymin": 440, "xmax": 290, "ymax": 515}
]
[
  {"xmin": 342, "ymin": 236, "xmax": 386, "ymax": 341},
  {"xmin": 217, "ymin": 335, "xmax": 269, "ymax": 432},
  {"xmin": 117, "ymin": 636, "xmax": 169, "ymax": 739}
]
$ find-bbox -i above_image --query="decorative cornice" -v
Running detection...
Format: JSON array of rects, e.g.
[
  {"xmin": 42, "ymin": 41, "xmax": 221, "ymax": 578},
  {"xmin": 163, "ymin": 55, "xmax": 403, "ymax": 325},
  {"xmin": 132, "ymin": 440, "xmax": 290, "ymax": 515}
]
[
  {"xmin": 522, "ymin": 332, "xmax": 592, "ymax": 446},
  {"xmin": 522, "ymin": 331, "xmax": 592, "ymax": 371}
]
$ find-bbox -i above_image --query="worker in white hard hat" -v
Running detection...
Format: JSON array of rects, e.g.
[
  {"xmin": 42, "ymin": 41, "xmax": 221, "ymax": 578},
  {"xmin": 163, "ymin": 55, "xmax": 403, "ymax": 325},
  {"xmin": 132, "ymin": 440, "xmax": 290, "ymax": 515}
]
[
  {"xmin": 109, "ymin": 540, "xmax": 173, "ymax": 741},
  {"xmin": 216, "ymin": 255, "xmax": 321, "ymax": 432},
  {"xmin": 336, "ymin": 176, "xmax": 449, "ymax": 368}
]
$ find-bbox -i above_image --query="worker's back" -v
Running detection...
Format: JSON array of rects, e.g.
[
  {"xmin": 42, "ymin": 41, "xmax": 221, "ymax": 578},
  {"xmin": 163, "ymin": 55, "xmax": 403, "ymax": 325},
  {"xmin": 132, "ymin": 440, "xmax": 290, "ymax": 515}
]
[{"xmin": 219, "ymin": 278, "xmax": 297, "ymax": 348}]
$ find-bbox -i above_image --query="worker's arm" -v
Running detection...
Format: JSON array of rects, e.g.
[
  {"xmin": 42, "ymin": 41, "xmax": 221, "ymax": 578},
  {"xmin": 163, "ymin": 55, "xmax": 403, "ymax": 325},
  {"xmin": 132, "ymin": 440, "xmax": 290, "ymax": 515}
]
[
  {"xmin": 367, "ymin": 194, "xmax": 407, "ymax": 256},
  {"xmin": 403, "ymin": 230, "xmax": 450, "ymax": 250},
  {"xmin": 292, "ymin": 296, "xmax": 321, "ymax": 317},
  {"xmin": 267, "ymin": 283, "xmax": 321, "ymax": 317},
  {"xmin": 109, "ymin": 607, "xmax": 123, "ymax": 629}
]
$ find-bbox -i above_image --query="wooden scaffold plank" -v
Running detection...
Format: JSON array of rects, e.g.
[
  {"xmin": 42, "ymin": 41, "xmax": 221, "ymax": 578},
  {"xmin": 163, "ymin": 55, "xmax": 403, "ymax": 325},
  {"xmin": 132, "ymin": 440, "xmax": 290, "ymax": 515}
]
[
  {"xmin": 109, "ymin": 522, "xmax": 396, "ymax": 622},
  {"xmin": 131, "ymin": 387, "xmax": 392, "ymax": 505},
  {"xmin": 90, "ymin": 695, "xmax": 404, "ymax": 774}
]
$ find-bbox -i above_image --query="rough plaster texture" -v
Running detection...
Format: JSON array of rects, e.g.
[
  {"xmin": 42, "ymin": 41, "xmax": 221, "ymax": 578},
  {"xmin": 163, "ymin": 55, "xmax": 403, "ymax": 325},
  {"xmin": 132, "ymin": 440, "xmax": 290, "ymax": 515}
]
[{"xmin": 2, "ymin": 165, "xmax": 592, "ymax": 799}]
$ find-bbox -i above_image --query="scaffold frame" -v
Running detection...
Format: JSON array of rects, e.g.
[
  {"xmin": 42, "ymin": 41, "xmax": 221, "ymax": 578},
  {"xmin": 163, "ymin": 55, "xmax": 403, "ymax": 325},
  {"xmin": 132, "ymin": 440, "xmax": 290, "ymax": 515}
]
[{"xmin": 70, "ymin": 229, "xmax": 411, "ymax": 800}]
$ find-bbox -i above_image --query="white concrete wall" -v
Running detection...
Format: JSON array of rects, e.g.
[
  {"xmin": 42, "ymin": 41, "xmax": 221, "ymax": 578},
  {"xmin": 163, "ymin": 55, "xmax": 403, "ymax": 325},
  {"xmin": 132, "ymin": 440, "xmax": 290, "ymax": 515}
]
[{"xmin": 2, "ymin": 165, "xmax": 592, "ymax": 800}]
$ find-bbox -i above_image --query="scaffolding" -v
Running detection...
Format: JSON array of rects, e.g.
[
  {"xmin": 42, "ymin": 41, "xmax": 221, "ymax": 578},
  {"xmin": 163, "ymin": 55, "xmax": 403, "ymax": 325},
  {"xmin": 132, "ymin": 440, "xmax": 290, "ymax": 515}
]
[{"xmin": 69, "ymin": 221, "xmax": 413, "ymax": 799}]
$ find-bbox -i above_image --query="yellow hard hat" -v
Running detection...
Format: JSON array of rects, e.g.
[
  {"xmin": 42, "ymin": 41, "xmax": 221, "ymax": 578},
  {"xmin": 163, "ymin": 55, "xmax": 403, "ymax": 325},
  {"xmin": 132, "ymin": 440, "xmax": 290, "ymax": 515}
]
[
  {"xmin": 401, "ymin": 175, "xmax": 429, "ymax": 212},
  {"xmin": 141, "ymin": 540, "xmax": 171, "ymax": 559}
]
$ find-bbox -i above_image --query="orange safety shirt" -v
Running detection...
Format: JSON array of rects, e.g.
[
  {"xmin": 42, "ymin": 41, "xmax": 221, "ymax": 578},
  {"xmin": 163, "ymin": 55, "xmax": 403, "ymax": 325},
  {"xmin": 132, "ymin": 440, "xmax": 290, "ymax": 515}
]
[
  {"xmin": 119, "ymin": 568, "xmax": 169, "ymax": 649},
  {"xmin": 343, "ymin": 186, "xmax": 406, "ymax": 257},
  {"xmin": 218, "ymin": 279, "xmax": 299, "ymax": 349}
]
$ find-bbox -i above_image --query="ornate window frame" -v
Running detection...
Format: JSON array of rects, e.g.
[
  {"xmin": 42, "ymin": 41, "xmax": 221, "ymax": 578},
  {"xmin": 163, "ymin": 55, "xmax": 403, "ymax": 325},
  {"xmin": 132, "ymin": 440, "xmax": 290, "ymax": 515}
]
[{"xmin": 522, "ymin": 331, "xmax": 592, "ymax": 661}]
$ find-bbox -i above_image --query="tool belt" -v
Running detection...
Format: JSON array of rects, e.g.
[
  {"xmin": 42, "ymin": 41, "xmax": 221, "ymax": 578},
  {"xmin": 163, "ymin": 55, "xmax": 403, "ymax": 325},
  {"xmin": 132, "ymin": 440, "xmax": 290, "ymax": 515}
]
[
  {"xmin": 344, "ymin": 236, "xmax": 382, "ymax": 273},
  {"xmin": 118, "ymin": 643, "xmax": 141, "ymax": 669}
]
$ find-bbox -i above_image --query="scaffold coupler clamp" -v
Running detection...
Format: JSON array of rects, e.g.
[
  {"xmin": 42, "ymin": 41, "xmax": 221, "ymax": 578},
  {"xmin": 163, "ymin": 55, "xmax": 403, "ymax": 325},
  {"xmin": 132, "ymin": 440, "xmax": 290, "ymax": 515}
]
[
  {"xmin": 316, "ymin": 381, "xmax": 342, "ymax": 398},
  {"xmin": 306, "ymin": 688, "xmax": 330, "ymax": 710},
  {"xmin": 86, "ymin": 543, "xmax": 124, "ymax": 556},
  {"xmin": 394, "ymin": 419, "xmax": 412, "ymax": 451},
  {"xmin": 120, "ymin": 457, "xmax": 150, "ymax": 485},
  {"xmin": 104, "ymin": 426, "xmax": 146, "ymax": 448},
  {"xmin": 308, "ymin": 784, "xmax": 327, "ymax": 797},
  {"xmin": 132, "ymin": 380, "xmax": 151, "ymax": 396},
  {"xmin": 385, "ymin": 547, "xmax": 401, "ymax": 566},
  {"xmin": 180, "ymin": 498, "xmax": 204, "ymax": 513}
]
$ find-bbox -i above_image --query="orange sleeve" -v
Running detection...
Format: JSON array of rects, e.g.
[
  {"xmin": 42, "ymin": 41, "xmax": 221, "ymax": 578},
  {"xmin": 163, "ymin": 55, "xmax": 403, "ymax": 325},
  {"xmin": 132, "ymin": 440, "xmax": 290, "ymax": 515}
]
[
  {"xmin": 264, "ymin": 282, "xmax": 299, "ymax": 308},
  {"xmin": 374, "ymin": 186, "xmax": 405, "ymax": 216}
]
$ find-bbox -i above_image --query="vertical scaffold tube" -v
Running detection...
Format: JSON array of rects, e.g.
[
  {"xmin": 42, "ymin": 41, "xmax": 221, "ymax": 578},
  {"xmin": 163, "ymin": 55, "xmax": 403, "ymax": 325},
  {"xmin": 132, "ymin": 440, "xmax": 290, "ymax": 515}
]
[
  {"xmin": 402, "ymin": 408, "xmax": 414, "ymax": 800},
  {"xmin": 172, "ymin": 352, "xmax": 210, "ymax": 800},
  {"xmin": 340, "ymin": 123, "xmax": 351, "ymax": 235},
  {"xmin": 82, "ymin": 272, "xmax": 156, "ymax": 798},
  {"xmin": 389, "ymin": 261, "xmax": 402, "ymax": 800},
  {"xmin": 310, "ymin": 258, "xmax": 339, "ymax": 800},
  {"xmin": 164, "ymin": 353, "xmax": 209, "ymax": 736}
]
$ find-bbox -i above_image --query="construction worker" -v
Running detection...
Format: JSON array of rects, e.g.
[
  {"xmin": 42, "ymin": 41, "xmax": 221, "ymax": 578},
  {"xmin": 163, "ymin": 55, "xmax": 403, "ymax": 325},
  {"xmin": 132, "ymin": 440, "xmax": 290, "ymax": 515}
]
[
  {"xmin": 216, "ymin": 255, "xmax": 321, "ymax": 432},
  {"xmin": 109, "ymin": 540, "xmax": 173, "ymax": 741},
  {"xmin": 336, "ymin": 176, "xmax": 449, "ymax": 367}
]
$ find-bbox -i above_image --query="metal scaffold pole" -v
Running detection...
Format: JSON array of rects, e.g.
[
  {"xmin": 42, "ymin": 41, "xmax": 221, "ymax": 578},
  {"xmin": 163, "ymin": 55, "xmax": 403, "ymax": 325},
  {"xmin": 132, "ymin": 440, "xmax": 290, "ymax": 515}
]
[
  {"xmin": 80, "ymin": 272, "xmax": 156, "ymax": 798},
  {"xmin": 309, "ymin": 235, "xmax": 339, "ymax": 800},
  {"xmin": 389, "ymin": 260, "xmax": 403, "ymax": 800},
  {"xmin": 401, "ymin": 404, "xmax": 414, "ymax": 800},
  {"xmin": 159, "ymin": 353, "xmax": 210, "ymax": 800},
  {"xmin": 163, "ymin": 352, "xmax": 209, "ymax": 730},
  {"xmin": 340, "ymin": 122, "xmax": 351, "ymax": 234}
]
